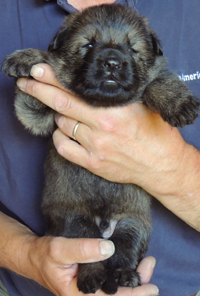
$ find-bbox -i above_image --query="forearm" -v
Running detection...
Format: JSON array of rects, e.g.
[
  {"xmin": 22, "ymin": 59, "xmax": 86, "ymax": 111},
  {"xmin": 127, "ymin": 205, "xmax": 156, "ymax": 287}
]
[
  {"xmin": 0, "ymin": 211, "xmax": 42, "ymax": 283},
  {"xmin": 144, "ymin": 143, "xmax": 200, "ymax": 231}
]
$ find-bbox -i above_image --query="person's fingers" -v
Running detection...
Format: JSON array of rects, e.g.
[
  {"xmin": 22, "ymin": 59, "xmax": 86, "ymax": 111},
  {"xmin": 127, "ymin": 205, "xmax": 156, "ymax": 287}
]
[
  {"xmin": 115, "ymin": 285, "xmax": 159, "ymax": 296},
  {"xmin": 30, "ymin": 63, "xmax": 65, "ymax": 89},
  {"xmin": 17, "ymin": 77, "xmax": 84, "ymax": 117},
  {"xmin": 52, "ymin": 129, "xmax": 92, "ymax": 166},
  {"xmin": 117, "ymin": 284, "xmax": 159, "ymax": 296},
  {"xmin": 137, "ymin": 256, "xmax": 156, "ymax": 284},
  {"xmin": 53, "ymin": 128, "xmax": 106, "ymax": 174},
  {"xmin": 68, "ymin": 278, "xmax": 159, "ymax": 296},
  {"xmin": 16, "ymin": 76, "xmax": 98, "ymax": 126},
  {"xmin": 17, "ymin": 64, "xmax": 134, "ymax": 129},
  {"xmin": 55, "ymin": 114, "xmax": 94, "ymax": 149},
  {"xmin": 49, "ymin": 237, "xmax": 115, "ymax": 265}
]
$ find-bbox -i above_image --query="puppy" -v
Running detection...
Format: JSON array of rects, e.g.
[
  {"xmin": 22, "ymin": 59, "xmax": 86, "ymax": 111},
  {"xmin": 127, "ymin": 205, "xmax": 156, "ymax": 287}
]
[{"xmin": 2, "ymin": 4, "xmax": 199, "ymax": 294}]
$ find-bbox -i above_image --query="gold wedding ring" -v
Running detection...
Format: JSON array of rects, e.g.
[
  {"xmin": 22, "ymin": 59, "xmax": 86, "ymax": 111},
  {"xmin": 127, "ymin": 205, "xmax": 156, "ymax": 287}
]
[{"xmin": 72, "ymin": 121, "xmax": 80, "ymax": 141}]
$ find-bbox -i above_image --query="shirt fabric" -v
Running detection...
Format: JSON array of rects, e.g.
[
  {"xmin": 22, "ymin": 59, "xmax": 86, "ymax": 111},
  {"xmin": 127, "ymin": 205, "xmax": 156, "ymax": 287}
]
[{"xmin": 0, "ymin": 1, "xmax": 200, "ymax": 296}]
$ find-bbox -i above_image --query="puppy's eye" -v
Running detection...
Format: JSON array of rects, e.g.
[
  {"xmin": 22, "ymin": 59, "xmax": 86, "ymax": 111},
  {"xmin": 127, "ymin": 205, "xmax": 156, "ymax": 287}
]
[
  {"xmin": 82, "ymin": 43, "xmax": 94, "ymax": 49},
  {"xmin": 126, "ymin": 39, "xmax": 139, "ymax": 54},
  {"xmin": 131, "ymin": 48, "xmax": 139, "ymax": 54},
  {"xmin": 82, "ymin": 38, "xmax": 96, "ymax": 49}
]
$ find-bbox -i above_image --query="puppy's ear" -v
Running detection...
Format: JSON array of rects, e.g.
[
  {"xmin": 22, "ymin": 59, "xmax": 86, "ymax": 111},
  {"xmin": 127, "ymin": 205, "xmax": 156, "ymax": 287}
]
[
  {"xmin": 150, "ymin": 32, "xmax": 163, "ymax": 56},
  {"xmin": 142, "ymin": 16, "xmax": 163, "ymax": 56},
  {"xmin": 48, "ymin": 27, "xmax": 68, "ymax": 52}
]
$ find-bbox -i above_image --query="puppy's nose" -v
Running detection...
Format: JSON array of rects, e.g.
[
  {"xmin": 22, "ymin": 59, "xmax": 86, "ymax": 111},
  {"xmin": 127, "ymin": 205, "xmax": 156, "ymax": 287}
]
[{"xmin": 103, "ymin": 57, "xmax": 122, "ymax": 71}]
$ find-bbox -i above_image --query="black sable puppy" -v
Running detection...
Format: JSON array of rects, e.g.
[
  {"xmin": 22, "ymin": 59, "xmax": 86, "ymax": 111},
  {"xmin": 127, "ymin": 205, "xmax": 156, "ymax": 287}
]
[{"xmin": 2, "ymin": 4, "xmax": 199, "ymax": 294}]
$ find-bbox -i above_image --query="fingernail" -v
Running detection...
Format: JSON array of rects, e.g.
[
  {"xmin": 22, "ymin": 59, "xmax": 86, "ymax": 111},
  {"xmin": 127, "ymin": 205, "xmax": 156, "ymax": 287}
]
[
  {"xmin": 151, "ymin": 257, "xmax": 156, "ymax": 270},
  {"xmin": 17, "ymin": 78, "xmax": 28, "ymax": 91},
  {"xmin": 55, "ymin": 114, "xmax": 65, "ymax": 129},
  {"xmin": 100, "ymin": 240, "xmax": 115, "ymax": 257},
  {"xmin": 30, "ymin": 65, "xmax": 44, "ymax": 78},
  {"xmin": 151, "ymin": 287, "xmax": 159, "ymax": 296},
  {"xmin": 55, "ymin": 113, "xmax": 61, "ymax": 125}
]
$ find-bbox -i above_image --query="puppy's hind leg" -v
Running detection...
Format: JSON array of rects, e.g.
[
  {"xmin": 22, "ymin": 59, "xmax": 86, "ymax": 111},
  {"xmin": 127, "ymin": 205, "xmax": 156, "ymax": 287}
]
[
  {"xmin": 46, "ymin": 210, "xmax": 108, "ymax": 294},
  {"xmin": 101, "ymin": 217, "xmax": 151, "ymax": 294},
  {"xmin": 64, "ymin": 214, "xmax": 108, "ymax": 294}
]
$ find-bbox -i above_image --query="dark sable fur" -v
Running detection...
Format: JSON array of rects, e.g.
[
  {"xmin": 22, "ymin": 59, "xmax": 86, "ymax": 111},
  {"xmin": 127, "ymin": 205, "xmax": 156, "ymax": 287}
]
[{"xmin": 2, "ymin": 4, "xmax": 199, "ymax": 294}]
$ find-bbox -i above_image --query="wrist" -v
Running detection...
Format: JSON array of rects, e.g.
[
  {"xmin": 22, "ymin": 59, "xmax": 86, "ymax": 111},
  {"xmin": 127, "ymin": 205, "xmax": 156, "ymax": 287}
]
[
  {"xmin": 0, "ymin": 212, "xmax": 37, "ymax": 275},
  {"xmin": 25, "ymin": 235, "xmax": 52, "ymax": 287},
  {"xmin": 155, "ymin": 143, "xmax": 199, "ymax": 198},
  {"xmin": 150, "ymin": 143, "xmax": 200, "ymax": 230},
  {"xmin": 132, "ymin": 126, "xmax": 188, "ymax": 198},
  {"xmin": 0, "ymin": 212, "xmax": 49, "ymax": 286},
  {"xmin": 16, "ymin": 234, "xmax": 38, "ymax": 280}
]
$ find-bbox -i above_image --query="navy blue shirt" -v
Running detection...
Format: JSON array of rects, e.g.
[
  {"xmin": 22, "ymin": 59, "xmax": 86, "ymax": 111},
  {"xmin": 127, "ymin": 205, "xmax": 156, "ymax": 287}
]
[{"xmin": 0, "ymin": 1, "xmax": 200, "ymax": 296}]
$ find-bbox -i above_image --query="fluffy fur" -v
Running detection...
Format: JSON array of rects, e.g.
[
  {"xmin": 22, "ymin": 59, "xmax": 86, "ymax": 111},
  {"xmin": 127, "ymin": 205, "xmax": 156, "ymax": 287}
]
[{"xmin": 2, "ymin": 4, "xmax": 199, "ymax": 294}]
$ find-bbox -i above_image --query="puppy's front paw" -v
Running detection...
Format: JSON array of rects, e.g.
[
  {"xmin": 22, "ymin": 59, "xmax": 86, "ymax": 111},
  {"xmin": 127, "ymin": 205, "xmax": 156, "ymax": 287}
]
[
  {"xmin": 77, "ymin": 262, "xmax": 106, "ymax": 294},
  {"xmin": 1, "ymin": 49, "xmax": 47, "ymax": 78},
  {"xmin": 102, "ymin": 268, "xmax": 140, "ymax": 295},
  {"xmin": 161, "ymin": 95, "xmax": 200, "ymax": 127}
]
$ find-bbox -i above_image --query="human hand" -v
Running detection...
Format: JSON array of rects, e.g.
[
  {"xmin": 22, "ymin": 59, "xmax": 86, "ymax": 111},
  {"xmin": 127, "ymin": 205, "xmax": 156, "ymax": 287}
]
[
  {"xmin": 0, "ymin": 211, "xmax": 158, "ymax": 296},
  {"xmin": 26, "ymin": 235, "xmax": 158, "ymax": 296},
  {"xmin": 17, "ymin": 64, "xmax": 200, "ymax": 229},
  {"xmin": 17, "ymin": 64, "xmax": 187, "ymax": 194}
]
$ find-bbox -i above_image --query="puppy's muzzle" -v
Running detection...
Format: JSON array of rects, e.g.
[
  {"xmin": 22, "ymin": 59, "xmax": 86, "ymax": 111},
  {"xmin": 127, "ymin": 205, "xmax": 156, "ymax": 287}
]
[
  {"xmin": 76, "ymin": 46, "xmax": 137, "ymax": 106},
  {"xmin": 103, "ymin": 56, "xmax": 122, "ymax": 73},
  {"xmin": 98, "ymin": 48, "xmax": 124, "ymax": 76}
]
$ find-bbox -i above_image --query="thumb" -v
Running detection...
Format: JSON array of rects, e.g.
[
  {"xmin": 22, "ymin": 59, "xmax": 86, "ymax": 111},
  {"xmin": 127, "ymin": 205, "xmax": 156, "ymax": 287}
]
[{"xmin": 49, "ymin": 237, "xmax": 115, "ymax": 265}]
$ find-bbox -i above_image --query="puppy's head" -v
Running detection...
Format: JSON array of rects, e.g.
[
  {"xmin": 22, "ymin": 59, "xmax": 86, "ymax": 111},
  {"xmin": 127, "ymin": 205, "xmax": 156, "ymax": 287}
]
[{"xmin": 49, "ymin": 4, "xmax": 163, "ymax": 107}]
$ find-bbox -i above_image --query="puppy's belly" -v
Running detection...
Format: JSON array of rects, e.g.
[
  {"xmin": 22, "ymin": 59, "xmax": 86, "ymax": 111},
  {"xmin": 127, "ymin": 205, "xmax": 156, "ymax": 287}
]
[{"xmin": 95, "ymin": 217, "xmax": 118, "ymax": 239}]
